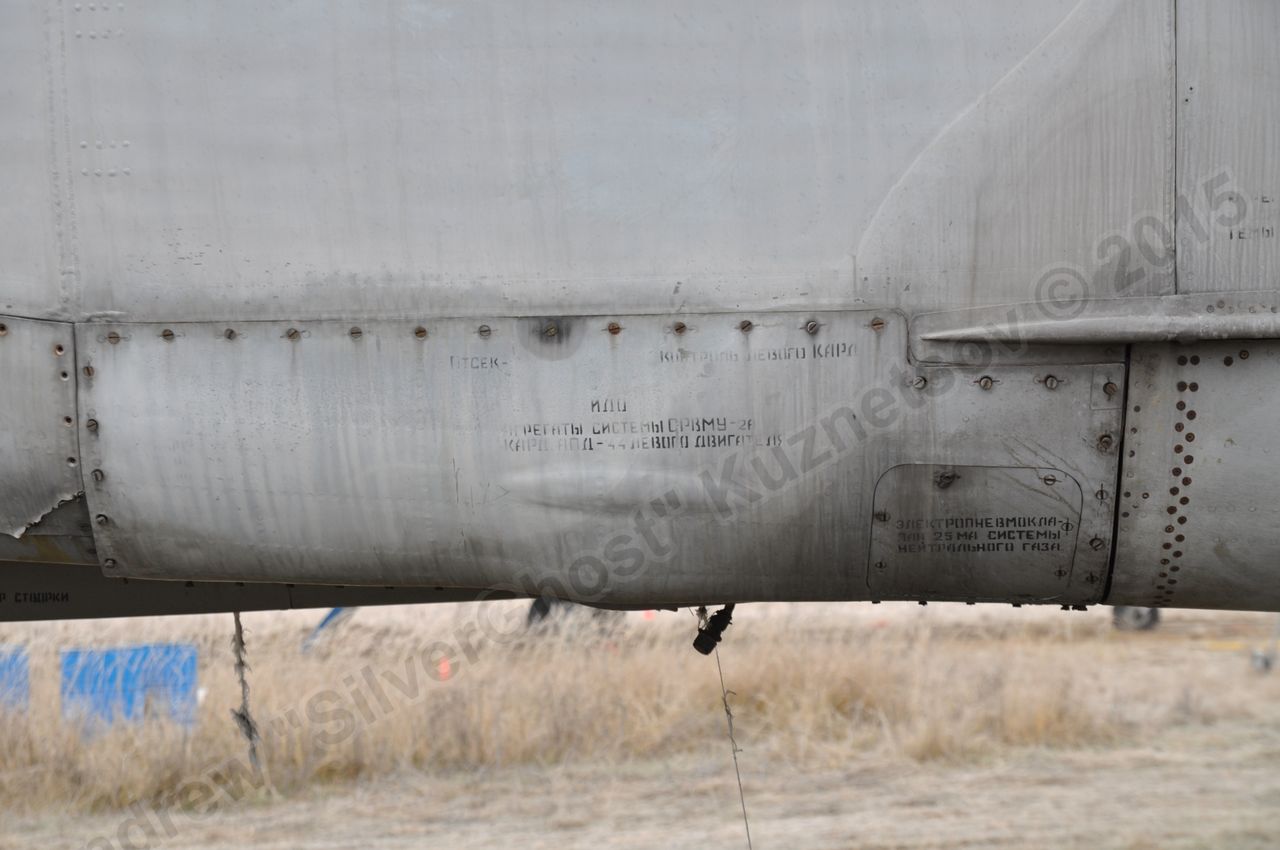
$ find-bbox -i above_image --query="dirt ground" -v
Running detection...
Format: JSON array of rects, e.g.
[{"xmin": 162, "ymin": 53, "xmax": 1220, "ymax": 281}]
[{"xmin": 3, "ymin": 605, "xmax": 1280, "ymax": 850}]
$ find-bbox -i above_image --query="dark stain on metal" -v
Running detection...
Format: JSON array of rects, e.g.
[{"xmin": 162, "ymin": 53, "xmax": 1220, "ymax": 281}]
[{"xmin": 933, "ymin": 469, "xmax": 959, "ymax": 490}]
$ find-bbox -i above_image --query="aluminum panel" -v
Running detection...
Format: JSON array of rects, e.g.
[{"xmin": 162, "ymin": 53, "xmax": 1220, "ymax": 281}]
[
  {"xmin": 870, "ymin": 465, "xmax": 1085, "ymax": 602},
  {"xmin": 0, "ymin": 316, "xmax": 81, "ymax": 537},
  {"xmin": 1111, "ymin": 342, "xmax": 1280, "ymax": 610},
  {"xmin": 52, "ymin": 0, "xmax": 1173, "ymax": 321},
  {"xmin": 0, "ymin": 1, "xmax": 65, "ymax": 317},
  {"xmin": 77, "ymin": 313, "xmax": 1120, "ymax": 606},
  {"xmin": 1176, "ymin": 0, "xmax": 1280, "ymax": 293}
]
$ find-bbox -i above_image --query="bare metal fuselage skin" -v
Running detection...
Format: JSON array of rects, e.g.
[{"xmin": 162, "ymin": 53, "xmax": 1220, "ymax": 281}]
[{"xmin": 2, "ymin": 0, "xmax": 1279, "ymax": 620}]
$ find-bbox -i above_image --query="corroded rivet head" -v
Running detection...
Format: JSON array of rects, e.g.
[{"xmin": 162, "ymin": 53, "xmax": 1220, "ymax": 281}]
[
  {"xmin": 870, "ymin": 317, "xmax": 886, "ymax": 332},
  {"xmin": 106, "ymin": 331, "xmax": 121, "ymax": 345},
  {"xmin": 478, "ymin": 324, "xmax": 491, "ymax": 338},
  {"xmin": 739, "ymin": 320, "xmax": 753, "ymax": 333},
  {"xmin": 977, "ymin": 376, "xmax": 994, "ymax": 391},
  {"xmin": 414, "ymin": 326, "xmax": 427, "ymax": 340},
  {"xmin": 224, "ymin": 328, "xmax": 237, "ymax": 340},
  {"xmin": 673, "ymin": 321, "xmax": 687, "ymax": 335},
  {"xmin": 1097, "ymin": 433, "xmax": 1115, "ymax": 451},
  {"xmin": 95, "ymin": 513, "xmax": 109, "ymax": 526},
  {"xmin": 161, "ymin": 329, "xmax": 174, "ymax": 342},
  {"xmin": 83, "ymin": 365, "xmax": 95, "ymax": 378},
  {"xmin": 805, "ymin": 320, "xmax": 820, "ymax": 335},
  {"xmin": 607, "ymin": 322, "xmax": 622, "ymax": 335},
  {"xmin": 285, "ymin": 328, "xmax": 300, "ymax": 340},
  {"xmin": 1104, "ymin": 381, "xmax": 1119, "ymax": 397},
  {"xmin": 349, "ymin": 327, "xmax": 362, "ymax": 340},
  {"xmin": 543, "ymin": 322, "xmax": 559, "ymax": 338}
]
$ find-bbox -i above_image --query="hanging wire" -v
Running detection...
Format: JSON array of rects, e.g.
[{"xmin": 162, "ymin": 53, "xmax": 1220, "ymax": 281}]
[
  {"xmin": 230, "ymin": 611, "xmax": 261, "ymax": 771},
  {"xmin": 715, "ymin": 647, "xmax": 753, "ymax": 850}
]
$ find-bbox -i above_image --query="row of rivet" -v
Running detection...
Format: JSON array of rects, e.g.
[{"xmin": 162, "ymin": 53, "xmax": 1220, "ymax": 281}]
[{"xmin": 106, "ymin": 318, "xmax": 887, "ymax": 344}]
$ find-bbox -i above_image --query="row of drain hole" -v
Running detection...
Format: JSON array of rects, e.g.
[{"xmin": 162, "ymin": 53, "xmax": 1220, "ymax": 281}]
[{"xmin": 1135, "ymin": 351, "xmax": 1248, "ymax": 605}]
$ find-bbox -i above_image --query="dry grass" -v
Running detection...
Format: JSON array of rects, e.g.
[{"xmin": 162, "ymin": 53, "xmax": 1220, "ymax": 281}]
[{"xmin": 0, "ymin": 603, "xmax": 1273, "ymax": 817}]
